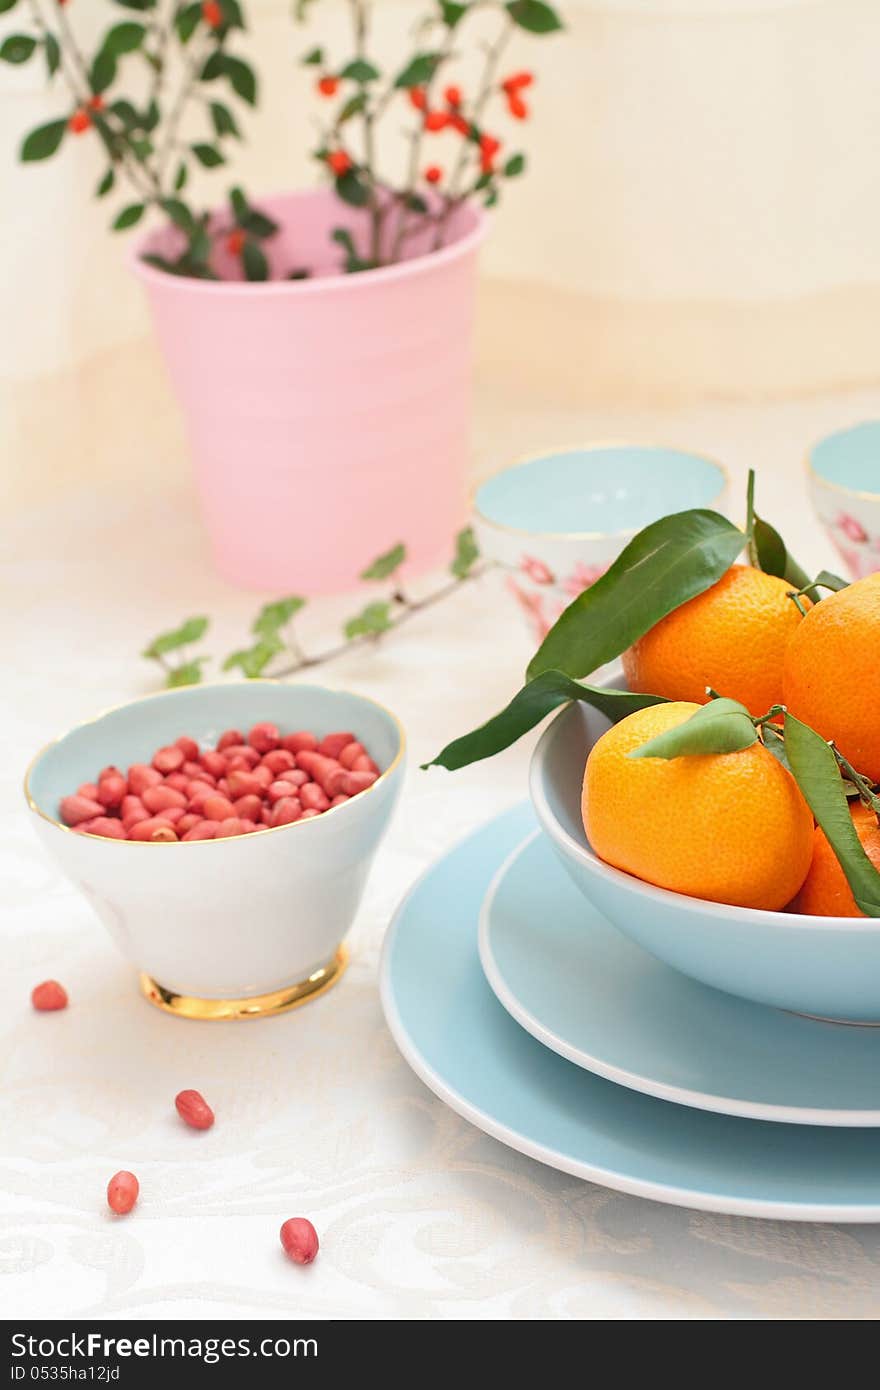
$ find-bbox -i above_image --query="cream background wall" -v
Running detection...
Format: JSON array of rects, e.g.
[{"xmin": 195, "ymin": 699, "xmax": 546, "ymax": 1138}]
[{"xmin": 4, "ymin": 0, "xmax": 880, "ymax": 509}]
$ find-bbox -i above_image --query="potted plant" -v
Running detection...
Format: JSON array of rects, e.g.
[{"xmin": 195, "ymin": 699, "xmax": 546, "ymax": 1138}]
[{"xmin": 5, "ymin": 0, "xmax": 562, "ymax": 591}]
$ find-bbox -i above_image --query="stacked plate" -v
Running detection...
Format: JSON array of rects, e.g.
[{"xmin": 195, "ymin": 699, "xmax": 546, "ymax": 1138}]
[{"xmin": 381, "ymin": 712, "xmax": 880, "ymax": 1222}]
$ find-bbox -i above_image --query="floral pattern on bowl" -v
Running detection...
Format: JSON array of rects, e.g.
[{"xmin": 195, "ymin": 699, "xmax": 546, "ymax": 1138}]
[
  {"xmin": 506, "ymin": 556, "xmax": 609, "ymax": 642},
  {"xmin": 808, "ymin": 422, "xmax": 880, "ymax": 581},
  {"xmin": 472, "ymin": 445, "xmax": 728, "ymax": 642}
]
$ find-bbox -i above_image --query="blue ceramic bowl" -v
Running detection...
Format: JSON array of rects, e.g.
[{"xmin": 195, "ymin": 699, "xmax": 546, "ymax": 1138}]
[
  {"xmin": 808, "ymin": 422, "xmax": 880, "ymax": 580},
  {"xmin": 473, "ymin": 445, "xmax": 727, "ymax": 642},
  {"xmin": 530, "ymin": 696, "xmax": 880, "ymax": 1024}
]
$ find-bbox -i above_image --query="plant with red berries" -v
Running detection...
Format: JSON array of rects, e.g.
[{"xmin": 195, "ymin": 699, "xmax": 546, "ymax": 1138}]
[
  {"xmin": 3, "ymin": 0, "xmax": 281, "ymax": 278},
  {"xmin": 302, "ymin": 0, "xmax": 562, "ymax": 270}
]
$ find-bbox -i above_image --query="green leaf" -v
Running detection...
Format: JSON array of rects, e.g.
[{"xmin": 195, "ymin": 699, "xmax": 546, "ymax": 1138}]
[
  {"xmin": 143, "ymin": 615, "xmax": 209, "ymax": 659},
  {"xmin": 96, "ymin": 167, "xmax": 115, "ymax": 197},
  {"xmin": 745, "ymin": 467, "xmax": 812, "ymax": 590},
  {"xmin": 338, "ymin": 92, "xmax": 367, "ymax": 123},
  {"xmin": 221, "ymin": 0, "xmax": 244, "ymax": 26},
  {"xmin": 112, "ymin": 202, "xmax": 145, "ymax": 230},
  {"xmin": 629, "ymin": 697, "xmax": 758, "ymax": 760},
  {"xmin": 813, "ymin": 569, "xmax": 849, "ymax": 594},
  {"xmin": 160, "ymin": 197, "xmax": 196, "ymax": 233},
  {"xmin": 451, "ymin": 526, "xmax": 479, "ymax": 579},
  {"xmin": 210, "ymin": 99, "xmax": 240, "ymax": 138},
  {"xmin": 344, "ymin": 601, "xmax": 393, "ymax": 640},
  {"xmin": 129, "ymin": 136, "xmax": 154, "ymax": 160},
  {"xmin": 142, "ymin": 98, "xmax": 160, "ymax": 132},
  {"xmin": 506, "ymin": 0, "xmax": 563, "ymax": 33},
  {"xmin": 173, "ymin": 160, "xmax": 188, "ymax": 191},
  {"xmin": 240, "ymin": 207, "xmax": 278, "ymax": 238},
  {"xmin": 484, "ymin": 188, "xmax": 499, "ymax": 208},
  {"xmin": 222, "ymin": 55, "xmax": 257, "ymax": 105},
  {"xmin": 784, "ymin": 714, "xmax": 880, "ymax": 916},
  {"xmin": 503, "ymin": 153, "xmax": 525, "ymax": 178},
  {"xmin": 761, "ymin": 723, "xmax": 792, "ymax": 774},
  {"xmin": 20, "ymin": 118, "xmax": 66, "ymax": 161},
  {"xmin": 252, "ymin": 595, "xmax": 306, "ymax": 637},
  {"xmin": 44, "ymin": 32, "xmax": 60, "ymax": 76},
  {"xmin": 191, "ymin": 142, "xmax": 224, "ymax": 167},
  {"xmin": 229, "ymin": 185, "xmax": 249, "ymax": 221},
  {"xmin": 200, "ymin": 50, "xmax": 224, "ymax": 81},
  {"xmin": 340, "ymin": 58, "xmax": 380, "ymax": 82},
  {"xmin": 335, "ymin": 169, "xmax": 369, "ymax": 207},
  {"xmin": 360, "ymin": 543, "xmax": 406, "ymax": 581},
  {"xmin": 103, "ymin": 21, "xmax": 146, "ymax": 54},
  {"xmin": 425, "ymin": 675, "xmax": 667, "ymax": 771},
  {"xmin": 394, "ymin": 52, "xmax": 440, "ymax": 88},
  {"xmin": 109, "ymin": 97, "xmax": 139, "ymax": 127},
  {"xmin": 90, "ymin": 47, "xmax": 117, "ymax": 94},
  {"xmin": 440, "ymin": 2, "xmax": 468, "ymax": 26},
  {"xmin": 111, "ymin": 0, "xmax": 156, "ymax": 8},
  {"xmin": 175, "ymin": 1, "xmax": 201, "ymax": 42},
  {"xmin": 222, "ymin": 635, "xmax": 282, "ymax": 678},
  {"xmin": 302, "ymin": 45, "xmax": 324, "ymax": 66},
  {"xmin": 166, "ymin": 658, "xmax": 208, "ymax": 689},
  {"xmin": 242, "ymin": 239, "xmax": 268, "ymax": 281},
  {"xmin": 1, "ymin": 33, "xmax": 36, "ymax": 63},
  {"xmin": 0, "ymin": 0, "xmax": 20, "ymax": 12},
  {"xmin": 527, "ymin": 509, "xmax": 745, "ymax": 681},
  {"xmin": 405, "ymin": 192, "xmax": 428, "ymax": 213}
]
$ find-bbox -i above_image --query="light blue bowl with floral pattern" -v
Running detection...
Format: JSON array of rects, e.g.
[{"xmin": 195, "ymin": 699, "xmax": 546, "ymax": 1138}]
[
  {"xmin": 808, "ymin": 422, "xmax": 880, "ymax": 580},
  {"xmin": 473, "ymin": 445, "xmax": 728, "ymax": 642}
]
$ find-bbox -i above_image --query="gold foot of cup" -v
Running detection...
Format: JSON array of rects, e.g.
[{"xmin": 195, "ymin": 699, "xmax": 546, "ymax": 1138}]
[{"xmin": 139, "ymin": 946, "xmax": 349, "ymax": 1020}]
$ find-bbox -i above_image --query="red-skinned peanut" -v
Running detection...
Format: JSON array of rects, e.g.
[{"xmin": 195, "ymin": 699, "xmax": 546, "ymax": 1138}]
[
  {"xmin": 83, "ymin": 817, "xmax": 127, "ymax": 839},
  {"xmin": 352, "ymin": 754, "xmax": 380, "ymax": 774},
  {"xmin": 142, "ymin": 785, "xmax": 187, "ymax": 814},
  {"xmin": 153, "ymin": 745, "xmax": 184, "ymax": 774},
  {"xmin": 280, "ymin": 1217, "xmax": 319, "ymax": 1265},
  {"xmin": 281, "ymin": 731, "xmax": 317, "ymax": 754},
  {"xmin": 32, "ymin": 979, "xmax": 68, "ymax": 1011},
  {"xmin": 341, "ymin": 770, "xmax": 378, "ymax": 795},
  {"xmin": 182, "ymin": 820, "xmax": 218, "ymax": 841},
  {"xmin": 262, "ymin": 749, "xmax": 296, "ymax": 775},
  {"xmin": 199, "ymin": 750, "xmax": 227, "ymax": 779},
  {"xmin": 174, "ymin": 736, "xmax": 200, "ymax": 761},
  {"xmin": 130, "ymin": 818, "xmax": 178, "ymax": 842},
  {"xmin": 128, "ymin": 764, "xmax": 162, "ymax": 796},
  {"xmin": 214, "ymin": 818, "xmax": 244, "ymax": 838},
  {"xmin": 267, "ymin": 780, "xmax": 298, "ymax": 804},
  {"xmin": 175, "ymin": 1088, "xmax": 215, "ymax": 1129},
  {"xmin": 202, "ymin": 794, "xmax": 236, "ymax": 822},
  {"xmin": 227, "ymin": 770, "xmax": 261, "ymax": 799},
  {"xmin": 60, "ymin": 795, "xmax": 105, "ymax": 826},
  {"xmin": 77, "ymin": 782, "xmax": 100, "ymax": 801},
  {"xmin": 182, "ymin": 760, "xmax": 205, "ymax": 779},
  {"xmin": 164, "ymin": 772, "xmax": 190, "ymax": 793},
  {"xmin": 300, "ymin": 809, "xmax": 320, "ymax": 820},
  {"xmin": 107, "ymin": 1171, "xmax": 139, "ymax": 1215},
  {"xmin": 233, "ymin": 794, "xmax": 263, "ymax": 822},
  {"xmin": 330, "ymin": 794, "xmax": 349, "ymax": 807},
  {"xmin": 217, "ymin": 729, "xmax": 244, "ymax": 751},
  {"xmin": 319, "ymin": 732, "xmax": 355, "ymax": 759},
  {"xmin": 248, "ymin": 722, "xmax": 280, "ymax": 754},
  {"xmin": 271, "ymin": 797, "xmax": 302, "ymax": 827},
  {"xmin": 121, "ymin": 795, "xmax": 149, "ymax": 828},
  {"xmin": 96, "ymin": 773, "xmax": 127, "ymax": 808},
  {"xmin": 338, "ymin": 742, "xmax": 364, "ymax": 770},
  {"xmin": 178, "ymin": 813, "xmax": 200, "ymax": 835},
  {"xmin": 300, "ymin": 782, "xmax": 330, "ymax": 812}
]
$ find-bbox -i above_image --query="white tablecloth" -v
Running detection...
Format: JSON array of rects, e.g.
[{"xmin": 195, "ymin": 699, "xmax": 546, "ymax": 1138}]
[{"xmin": 5, "ymin": 387, "xmax": 880, "ymax": 1321}]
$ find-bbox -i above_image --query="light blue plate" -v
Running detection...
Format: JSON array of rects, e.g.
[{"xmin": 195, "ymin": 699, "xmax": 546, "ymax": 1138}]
[
  {"xmin": 380, "ymin": 804, "xmax": 880, "ymax": 1220},
  {"xmin": 480, "ymin": 832, "xmax": 880, "ymax": 1127}
]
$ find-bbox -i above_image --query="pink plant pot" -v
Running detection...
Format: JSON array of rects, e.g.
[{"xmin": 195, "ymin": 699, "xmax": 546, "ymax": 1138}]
[{"xmin": 130, "ymin": 189, "xmax": 485, "ymax": 593}]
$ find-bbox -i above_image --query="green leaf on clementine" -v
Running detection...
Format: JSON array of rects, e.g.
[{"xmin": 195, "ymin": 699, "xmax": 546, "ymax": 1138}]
[
  {"xmin": 528, "ymin": 509, "xmax": 745, "ymax": 680},
  {"xmin": 784, "ymin": 713, "xmax": 880, "ymax": 916},
  {"xmin": 425, "ymin": 675, "xmax": 666, "ymax": 771},
  {"xmin": 628, "ymin": 697, "xmax": 757, "ymax": 760}
]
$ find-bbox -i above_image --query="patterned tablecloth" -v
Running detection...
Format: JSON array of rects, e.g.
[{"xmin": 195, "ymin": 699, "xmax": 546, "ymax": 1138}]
[{"xmin": 4, "ymin": 391, "xmax": 880, "ymax": 1321}]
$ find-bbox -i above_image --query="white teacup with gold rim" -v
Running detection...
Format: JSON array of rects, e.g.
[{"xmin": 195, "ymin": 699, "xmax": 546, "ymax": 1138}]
[
  {"xmin": 25, "ymin": 682, "xmax": 405, "ymax": 1019},
  {"xmin": 473, "ymin": 445, "xmax": 729, "ymax": 643}
]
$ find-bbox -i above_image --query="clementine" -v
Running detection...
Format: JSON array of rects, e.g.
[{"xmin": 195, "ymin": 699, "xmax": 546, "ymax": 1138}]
[
  {"xmin": 790, "ymin": 802, "xmax": 880, "ymax": 918},
  {"xmin": 622, "ymin": 564, "xmax": 807, "ymax": 716},
  {"xmin": 583, "ymin": 701, "xmax": 814, "ymax": 910},
  {"xmin": 783, "ymin": 571, "xmax": 880, "ymax": 784}
]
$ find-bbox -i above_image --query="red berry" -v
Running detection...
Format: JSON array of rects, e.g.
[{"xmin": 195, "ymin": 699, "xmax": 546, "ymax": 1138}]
[
  {"xmin": 68, "ymin": 109, "xmax": 91, "ymax": 135},
  {"xmin": 501, "ymin": 70, "xmax": 534, "ymax": 93},
  {"xmin": 424, "ymin": 165, "xmax": 443, "ymax": 184},
  {"xmin": 327, "ymin": 150, "xmax": 352, "ymax": 176},
  {"xmin": 280, "ymin": 1217, "xmax": 319, "ymax": 1265},
  {"xmin": 226, "ymin": 228, "xmax": 245, "ymax": 256},
  {"xmin": 317, "ymin": 75, "xmax": 339, "ymax": 97},
  {"xmin": 424, "ymin": 110, "xmax": 449, "ymax": 133},
  {"xmin": 444, "ymin": 84, "xmax": 462, "ymax": 108},
  {"xmin": 202, "ymin": 0, "xmax": 223, "ymax": 28},
  {"xmin": 87, "ymin": 95, "xmax": 104, "ymax": 112},
  {"xmin": 507, "ymin": 93, "xmax": 528, "ymax": 120},
  {"xmin": 31, "ymin": 980, "xmax": 68, "ymax": 1012},
  {"xmin": 479, "ymin": 133, "xmax": 501, "ymax": 173},
  {"xmin": 409, "ymin": 87, "xmax": 427, "ymax": 111},
  {"xmin": 450, "ymin": 113, "xmax": 470, "ymax": 136}
]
